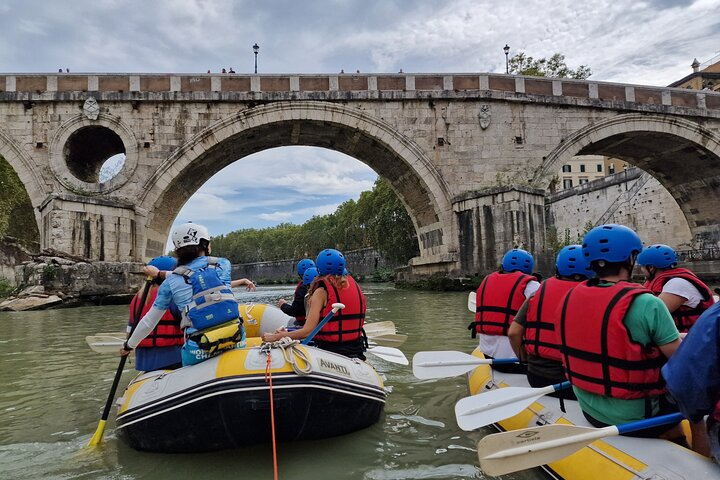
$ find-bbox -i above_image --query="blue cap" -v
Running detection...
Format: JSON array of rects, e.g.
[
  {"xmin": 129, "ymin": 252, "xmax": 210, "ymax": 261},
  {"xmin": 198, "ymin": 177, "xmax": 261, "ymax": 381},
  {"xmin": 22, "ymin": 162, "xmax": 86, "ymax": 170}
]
[
  {"xmin": 297, "ymin": 258, "xmax": 316, "ymax": 277},
  {"xmin": 556, "ymin": 245, "xmax": 593, "ymax": 278},
  {"xmin": 316, "ymin": 248, "xmax": 346, "ymax": 276},
  {"xmin": 302, "ymin": 267, "xmax": 319, "ymax": 285}
]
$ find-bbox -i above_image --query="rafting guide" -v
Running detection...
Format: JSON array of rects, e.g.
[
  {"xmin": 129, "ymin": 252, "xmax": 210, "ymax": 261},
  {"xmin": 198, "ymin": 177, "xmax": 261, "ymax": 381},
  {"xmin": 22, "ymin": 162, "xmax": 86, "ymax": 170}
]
[{"xmin": 120, "ymin": 222, "xmax": 245, "ymax": 366}]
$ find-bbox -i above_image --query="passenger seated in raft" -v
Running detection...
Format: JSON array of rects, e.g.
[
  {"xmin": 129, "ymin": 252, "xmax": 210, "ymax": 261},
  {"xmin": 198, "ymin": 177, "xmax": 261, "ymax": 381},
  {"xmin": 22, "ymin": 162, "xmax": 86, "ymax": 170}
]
[
  {"xmin": 127, "ymin": 256, "xmax": 184, "ymax": 371},
  {"xmin": 278, "ymin": 258, "xmax": 316, "ymax": 327},
  {"xmin": 558, "ymin": 224, "xmax": 708, "ymax": 454},
  {"xmin": 508, "ymin": 244, "xmax": 593, "ymax": 396},
  {"xmin": 262, "ymin": 249, "xmax": 368, "ymax": 360},
  {"xmin": 637, "ymin": 244, "xmax": 715, "ymax": 333},
  {"xmin": 121, "ymin": 222, "xmax": 246, "ymax": 367},
  {"xmin": 663, "ymin": 302, "xmax": 720, "ymax": 461},
  {"xmin": 469, "ymin": 248, "xmax": 540, "ymax": 374}
]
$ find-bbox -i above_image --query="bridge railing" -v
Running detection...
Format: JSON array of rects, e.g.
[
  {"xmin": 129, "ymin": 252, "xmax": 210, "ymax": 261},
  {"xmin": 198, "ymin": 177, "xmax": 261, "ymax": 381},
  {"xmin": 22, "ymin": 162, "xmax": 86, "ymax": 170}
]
[{"xmin": 675, "ymin": 247, "xmax": 720, "ymax": 262}]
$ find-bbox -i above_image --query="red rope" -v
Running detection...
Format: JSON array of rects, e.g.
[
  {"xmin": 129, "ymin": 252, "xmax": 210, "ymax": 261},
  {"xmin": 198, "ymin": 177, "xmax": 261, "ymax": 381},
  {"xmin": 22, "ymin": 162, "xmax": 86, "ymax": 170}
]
[{"xmin": 265, "ymin": 352, "xmax": 279, "ymax": 480}]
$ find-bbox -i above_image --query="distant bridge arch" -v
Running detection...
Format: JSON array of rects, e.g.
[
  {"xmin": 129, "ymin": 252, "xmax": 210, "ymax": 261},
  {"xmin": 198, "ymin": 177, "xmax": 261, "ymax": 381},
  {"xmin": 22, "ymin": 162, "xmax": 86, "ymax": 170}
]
[{"xmin": 536, "ymin": 113, "xmax": 720, "ymax": 244}]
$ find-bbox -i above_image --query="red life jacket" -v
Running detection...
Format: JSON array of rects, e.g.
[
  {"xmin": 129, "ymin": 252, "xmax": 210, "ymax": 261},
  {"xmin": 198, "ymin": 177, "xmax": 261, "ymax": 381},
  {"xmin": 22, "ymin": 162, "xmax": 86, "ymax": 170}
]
[
  {"xmin": 644, "ymin": 268, "xmax": 714, "ymax": 333},
  {"xmin": 129, "ymin": 285, "xmax": 184, "ymax": 348},
  {"xmin": 559, "ymin": 281, "xmax": 666, "ymax": 399},
  {"xmin": 293, "ymin": 280, "xmax": 307, "ymax": 324},
  {"xmin": 524, "ymin": 277, "xmax": 580, "ymax": 362},
  {"xmin": 471, "ymin": 271, "xmax": 533, "ymax": 337},
  {"xmin": 314, "ymin": 275, "xmax": 366, "ymax": 343}
]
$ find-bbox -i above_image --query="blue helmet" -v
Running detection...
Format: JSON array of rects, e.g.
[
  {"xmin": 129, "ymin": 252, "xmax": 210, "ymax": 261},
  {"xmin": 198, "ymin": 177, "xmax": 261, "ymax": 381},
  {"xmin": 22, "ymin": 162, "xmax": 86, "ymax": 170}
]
[
  {"xmin": 556, "ymin": 245, "xmax": 593, "ymax": 278},
  {"xmin": 637, "ymin": 244, "xmax": 677, "ymax": 269},
  {"xmin": 148, "ymin": 255, "xmax": 177, "ymax": 271},
  {"xmin": 501, "ymin": 249, "xmax": 534, "ymax": 274},
  {"xmin": 296, "ymin": 258, "xmax": 316, "ymax": 277},
  {"xmin": 582, "ymin": 224, "xmax": 642, "ymax": 264},
  {"xmin": 302, "ymin": 267, "xmax": 319, "ymax": 286},
  {"xmin": 316, "ymin": 248, "xmax": 346, "ymax": 276}
]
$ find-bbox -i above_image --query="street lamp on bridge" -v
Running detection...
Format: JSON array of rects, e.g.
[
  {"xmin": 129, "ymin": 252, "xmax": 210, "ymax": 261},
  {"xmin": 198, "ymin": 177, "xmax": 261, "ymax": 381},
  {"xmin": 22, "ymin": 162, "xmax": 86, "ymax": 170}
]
[
  {"xmin": 503, "ymin": 44, "xmax": 510, "ymax": 74},
  {"xmin": 253, "ymin": 43, "xmax": 259, "ymax": 74}
]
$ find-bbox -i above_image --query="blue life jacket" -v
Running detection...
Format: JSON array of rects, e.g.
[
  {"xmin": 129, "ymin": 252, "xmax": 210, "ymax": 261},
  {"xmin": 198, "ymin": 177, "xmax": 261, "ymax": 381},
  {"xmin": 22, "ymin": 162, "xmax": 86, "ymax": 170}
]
[{"xmin": 173, "ymin": 257, "xmax": 239, "ymax": 330}]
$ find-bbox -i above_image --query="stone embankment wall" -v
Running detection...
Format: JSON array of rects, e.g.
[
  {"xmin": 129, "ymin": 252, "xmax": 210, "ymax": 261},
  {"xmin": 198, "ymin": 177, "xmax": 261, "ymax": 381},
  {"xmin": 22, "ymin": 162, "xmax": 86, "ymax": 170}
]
[
  {"xmin": 0, "ymin": 238, "xmax": 32, "ymax": 285},
  {"xmin": 546, "ymin": 167, "xmax": 694, "ymax": 249},
  {"xmin": 232, "ymin": 247, "xmax": 394, "ymax": 282}
]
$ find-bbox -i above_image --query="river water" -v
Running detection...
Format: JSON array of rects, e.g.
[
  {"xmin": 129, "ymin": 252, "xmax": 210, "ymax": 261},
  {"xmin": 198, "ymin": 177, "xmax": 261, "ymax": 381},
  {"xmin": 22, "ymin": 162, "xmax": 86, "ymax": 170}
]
[{"xmin": 0, "ymin": 284, "xmax": 542, "ymax": 480}]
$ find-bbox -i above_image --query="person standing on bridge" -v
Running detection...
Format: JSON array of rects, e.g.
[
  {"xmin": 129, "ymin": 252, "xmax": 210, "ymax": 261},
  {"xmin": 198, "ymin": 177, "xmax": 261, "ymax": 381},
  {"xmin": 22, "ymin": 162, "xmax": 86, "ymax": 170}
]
[
  {"xmin": 263, "ymin": 249, "xmax": 367, "ymax": 360},
  {"xmin": 637, "ymin": 244, "xmax": 715, "ymax": 333},
  {"xmin": 469, "ymin": 248, "xmax": 540, "ymax": 373},
  {"xmin": 278, "ymin": 258, "xmax": 315, "ymax": 327},
  {"xmin": 121, "ymin": 222, "xmax": 246, "ymax": 366}
]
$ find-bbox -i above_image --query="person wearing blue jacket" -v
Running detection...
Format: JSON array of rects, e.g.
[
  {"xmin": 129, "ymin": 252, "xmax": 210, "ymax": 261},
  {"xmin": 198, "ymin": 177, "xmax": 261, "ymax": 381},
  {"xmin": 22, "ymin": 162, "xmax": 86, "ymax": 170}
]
[
  {"xmin": 663, "ymin": 302, "xmax": 720, "ymax": 460},
  {"xmin": 121, "ymin": 222, "xmax": 244, "ymax": 366}
]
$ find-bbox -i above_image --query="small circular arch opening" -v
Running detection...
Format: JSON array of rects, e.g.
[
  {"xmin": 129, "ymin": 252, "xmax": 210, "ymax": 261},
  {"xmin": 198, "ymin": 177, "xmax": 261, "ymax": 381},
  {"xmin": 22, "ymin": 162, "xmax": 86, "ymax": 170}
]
[{"xmin": 64, "ymin": 126, "xmax": 126, "ymax": 183}]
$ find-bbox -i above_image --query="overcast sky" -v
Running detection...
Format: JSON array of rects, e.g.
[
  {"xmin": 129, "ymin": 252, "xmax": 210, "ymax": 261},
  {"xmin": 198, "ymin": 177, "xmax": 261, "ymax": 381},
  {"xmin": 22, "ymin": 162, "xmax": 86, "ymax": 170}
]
[{"xmin": 2, "ymin": 0, "xmax": 719, "ymax": 244}]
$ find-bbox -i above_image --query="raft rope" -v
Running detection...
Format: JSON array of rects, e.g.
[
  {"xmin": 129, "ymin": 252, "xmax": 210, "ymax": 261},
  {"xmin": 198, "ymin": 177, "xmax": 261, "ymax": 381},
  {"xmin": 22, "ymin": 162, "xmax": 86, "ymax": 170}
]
[
  {"xmin": 262, "ymin": 344, "xmax": 280, "ymax": 480},
  {"xmin": 265, "ymin": 337, "xmax": 313, "ymax": 375}
]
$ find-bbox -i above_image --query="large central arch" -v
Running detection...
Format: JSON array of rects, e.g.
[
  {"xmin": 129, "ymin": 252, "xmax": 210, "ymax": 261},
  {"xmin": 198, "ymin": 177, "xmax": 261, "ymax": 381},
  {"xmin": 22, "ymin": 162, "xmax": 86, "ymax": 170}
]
[
  {"xmin": 138, "ymin": 101, "xmax": 454, "ymax": 261},
  {"xmin": 534, "ymin": 113, "xmax": 720, "ymax": 245}
]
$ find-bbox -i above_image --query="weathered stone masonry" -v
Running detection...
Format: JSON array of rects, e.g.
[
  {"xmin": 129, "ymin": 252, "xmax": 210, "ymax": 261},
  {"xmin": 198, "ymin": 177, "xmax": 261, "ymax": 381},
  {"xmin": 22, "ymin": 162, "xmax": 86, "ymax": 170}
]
[{"xmin": 0, "ymin": 72, "xmax": 719, "ymax": 279}]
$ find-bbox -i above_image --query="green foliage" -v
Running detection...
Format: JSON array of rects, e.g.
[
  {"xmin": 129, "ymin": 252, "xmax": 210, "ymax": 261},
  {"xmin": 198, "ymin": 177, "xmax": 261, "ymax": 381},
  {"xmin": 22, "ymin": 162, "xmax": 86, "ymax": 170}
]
[
  {"xmin": 211, "ymin": 178, "xmax": 419, "ymax": 265},
  {"xmin": 0, "ymin": 278, "xmax": 14, "ymax": 298},
  {"xmin": 509, "ymin": 52, "xmax": 592, "ymax": 79},
  {"xmin": 0, "ymin": 155, "xmax": 40, "ymax": 247},
  {"xmin": 370, "ymin": 267, "xmax": 395, "ymax": 282}
]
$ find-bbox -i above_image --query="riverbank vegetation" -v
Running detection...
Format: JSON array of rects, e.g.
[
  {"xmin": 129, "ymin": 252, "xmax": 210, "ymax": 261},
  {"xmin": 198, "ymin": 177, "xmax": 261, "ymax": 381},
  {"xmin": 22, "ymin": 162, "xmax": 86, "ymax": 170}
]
[
  {"xmin": 0, "ymin": 155, "xmax": 39, "ymax": 248},
  {"xmin": 212, "ymin": 178, "xmax": 419, "ymax": 266}
]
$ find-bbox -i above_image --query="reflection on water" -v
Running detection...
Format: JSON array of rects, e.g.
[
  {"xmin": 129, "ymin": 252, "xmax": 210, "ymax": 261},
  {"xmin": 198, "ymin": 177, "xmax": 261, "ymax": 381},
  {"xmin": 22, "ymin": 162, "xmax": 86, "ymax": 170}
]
[{"xmin": 0, "ymin": 284, "xmax": 541, "ymax": 479}]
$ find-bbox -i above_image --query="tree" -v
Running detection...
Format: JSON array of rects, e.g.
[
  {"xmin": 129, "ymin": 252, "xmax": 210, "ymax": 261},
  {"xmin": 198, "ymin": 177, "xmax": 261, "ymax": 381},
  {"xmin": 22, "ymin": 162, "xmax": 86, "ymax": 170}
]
[{"xmin": 509, "ymin": 52, "xmax": 592, "ymax": 79}]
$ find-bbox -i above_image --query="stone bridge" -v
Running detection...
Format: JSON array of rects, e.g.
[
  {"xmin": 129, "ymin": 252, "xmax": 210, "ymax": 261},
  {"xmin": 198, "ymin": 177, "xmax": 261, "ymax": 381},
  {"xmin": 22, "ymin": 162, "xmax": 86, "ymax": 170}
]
[{"xmin": 1, "ymin": 72, "xmax": 719, "ymax": 277}]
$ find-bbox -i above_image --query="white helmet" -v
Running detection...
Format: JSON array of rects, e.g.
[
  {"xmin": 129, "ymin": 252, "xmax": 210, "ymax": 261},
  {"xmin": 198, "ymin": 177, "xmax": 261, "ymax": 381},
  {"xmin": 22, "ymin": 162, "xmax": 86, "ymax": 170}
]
[{"xmin": 171, "ymin": 222, "xmax": 211, "ymax": 249}]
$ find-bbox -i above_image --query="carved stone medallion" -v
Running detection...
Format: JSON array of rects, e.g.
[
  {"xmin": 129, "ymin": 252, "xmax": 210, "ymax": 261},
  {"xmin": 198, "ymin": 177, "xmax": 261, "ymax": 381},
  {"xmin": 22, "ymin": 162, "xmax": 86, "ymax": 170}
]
[
  {"xmin": 83, "ymin": 97, "xmax": 100, "ymax": 120},
  {"xmin": 478, "ymin": 104, "xmax": 491, "ymax": 130}
]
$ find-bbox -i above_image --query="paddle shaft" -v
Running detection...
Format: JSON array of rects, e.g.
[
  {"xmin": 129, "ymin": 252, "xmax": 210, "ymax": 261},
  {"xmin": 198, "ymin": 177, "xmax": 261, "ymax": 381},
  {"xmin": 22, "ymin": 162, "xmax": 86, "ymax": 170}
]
[
  {"xmin": 418, "ymin": 358, "xmax": 518, "ymax": 367},
  {"xmin": 88, "ymin": 277, "xmax": 152, "ymax": 446},
  {"xmin": 301, "ymin": 303, "xmax": 344, "ymax": 345}
]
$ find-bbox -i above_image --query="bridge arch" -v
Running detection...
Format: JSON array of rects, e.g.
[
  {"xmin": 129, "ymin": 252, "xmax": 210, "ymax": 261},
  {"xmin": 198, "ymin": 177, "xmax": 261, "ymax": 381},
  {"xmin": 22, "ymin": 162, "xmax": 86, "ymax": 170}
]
[
  {"xmin": 535, "ymin": 113, "xmax": 720, "ymax": 245},
  {"xmin": 137, "ymin": 101, "xmax": 454, "ymax": 261},
  {"xmin": 0, "ymin": 126, "xmax": 47, "ymax": 230}
]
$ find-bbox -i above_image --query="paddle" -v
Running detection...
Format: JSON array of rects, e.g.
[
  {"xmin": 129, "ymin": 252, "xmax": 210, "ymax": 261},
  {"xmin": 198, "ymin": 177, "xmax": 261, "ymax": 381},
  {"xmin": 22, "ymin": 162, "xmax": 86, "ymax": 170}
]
[
  {"xmin": 477, "ymin": 412, "xmax": 684, "ymax": 476},
  {"xmin": 455, "ymin": 381, "xmax": 570, "ymax": 431},
  {"xmin": 366, "ymin": 346, "xmax": 409, "ymax": 365},
  {"xmin": 88, "ymin": 277, "xmax": 153, "ymax": 447},
  {"xmin": 86, "ymin": 334, "xmax": 126, "ymax": 354},
  {"xmin": 367, "ymin": 333, "xmax": 408, "ymax": 347},
  {"xmin": 412, "ymin": 350, "xmax": 519, "ymax": 380},
  {"xmin": 302, "ymin": 303, "xmax": 345, "ymax": 345},
  {"xmin": 363, "ymin": 321, "xmax": 396, "ymax": 337},
  {"xmin": 467, "ymin": 291, "xmax": 476, "ymax": 312}
]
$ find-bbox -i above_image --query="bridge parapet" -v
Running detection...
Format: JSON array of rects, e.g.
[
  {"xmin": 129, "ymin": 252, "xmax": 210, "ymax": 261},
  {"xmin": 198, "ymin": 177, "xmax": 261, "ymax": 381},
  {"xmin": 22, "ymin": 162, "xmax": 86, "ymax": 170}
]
[{"xmin": 1, "ymin": 73, "xmax": 719, "ymax": 117}]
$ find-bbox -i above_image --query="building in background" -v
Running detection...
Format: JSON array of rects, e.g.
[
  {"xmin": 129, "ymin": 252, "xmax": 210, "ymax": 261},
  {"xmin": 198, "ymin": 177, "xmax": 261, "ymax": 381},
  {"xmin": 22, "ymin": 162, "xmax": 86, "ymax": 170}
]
[
  {"xmin": 558, "ymin": 155, "xmax": 629, "ymax": 190},
  {"xmin": 669, "ymin": 55, "xmax": 720, "ymax": 91}
]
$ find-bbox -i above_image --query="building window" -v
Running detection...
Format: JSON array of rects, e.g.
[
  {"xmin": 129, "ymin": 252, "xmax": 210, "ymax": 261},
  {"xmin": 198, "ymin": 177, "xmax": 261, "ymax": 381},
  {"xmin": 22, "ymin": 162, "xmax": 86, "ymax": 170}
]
[
  {"xmin": 609, "ymin": 163, "xmax": 615, "ymax": 174},
  {"xmin": 579, "ymin": 177, "xmax": 588, "ymax": 184},
  {"xmin": 597, "ymin": 164, "xmax": 603, "ymax": 172},
  {"xmin": 562, "ymin": 164, "xmax": 571, "ymax": 173},
  {"xmin": 580, "ymin": 164, "xmax": 586, "ymax": 173},
  {"xmin": 563, "ymin": 178, "xmax": 573, "ymax": 189}
]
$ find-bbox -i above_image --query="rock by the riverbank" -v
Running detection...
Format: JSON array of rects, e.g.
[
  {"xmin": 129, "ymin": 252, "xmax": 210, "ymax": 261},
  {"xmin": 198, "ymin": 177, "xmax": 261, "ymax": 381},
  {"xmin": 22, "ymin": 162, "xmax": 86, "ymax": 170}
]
[{"xmin": 0, "ymin": 294, "xmax": 63, "ymax": 311}]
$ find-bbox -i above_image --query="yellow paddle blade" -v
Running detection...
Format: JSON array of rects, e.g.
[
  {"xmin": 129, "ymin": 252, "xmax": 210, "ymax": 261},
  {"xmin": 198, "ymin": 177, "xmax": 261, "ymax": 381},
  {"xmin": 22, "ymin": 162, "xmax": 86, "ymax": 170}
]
[{"xmin": 87, "ymin": 419, "xmax": 107, "ymax": 446}]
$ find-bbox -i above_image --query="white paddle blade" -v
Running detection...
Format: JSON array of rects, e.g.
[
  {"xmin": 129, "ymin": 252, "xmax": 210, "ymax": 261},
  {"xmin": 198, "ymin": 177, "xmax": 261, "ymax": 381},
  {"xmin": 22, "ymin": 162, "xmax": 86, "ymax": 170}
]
[
  {"xmin": 467, "ymin": 291, "xmax": 476, "ymax": 312},
  {"xmin": 367, "ymin": 346, "xmax": 409, "ymax": 365},
  {"xmin": 85, "ymin": 335, "xmax": 125, "ymax": 354},
  {"xmin": 364, "ymin": 321, "xmax": 397, "ymax": 337},
  {"xmin": 368, "ymin": 334, "xmax": 408, "ymax": 347},
  {"xmin": 455, "ymin": 386, "xmax": 551, "ymax": 431},
  {"xmin": 412, "ymin": 350, "xmax": 489, "ymax": 379},
  {"xmin": 477, "ymin": 424, "xmax": 614, "ymax": 476}
]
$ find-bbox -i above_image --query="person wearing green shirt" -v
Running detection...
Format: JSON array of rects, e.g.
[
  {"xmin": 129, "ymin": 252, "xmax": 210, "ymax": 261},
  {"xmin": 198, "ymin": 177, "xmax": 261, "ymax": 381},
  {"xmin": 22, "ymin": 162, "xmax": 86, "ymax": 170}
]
[{"xmin": 558, "ymin": 224, "xmax": 708, "ymax": 454}]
